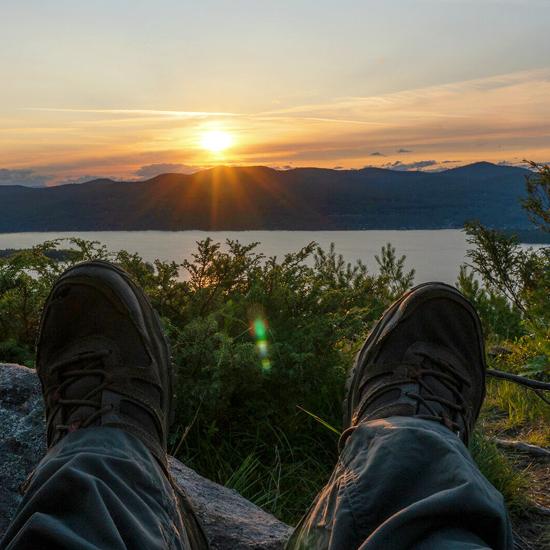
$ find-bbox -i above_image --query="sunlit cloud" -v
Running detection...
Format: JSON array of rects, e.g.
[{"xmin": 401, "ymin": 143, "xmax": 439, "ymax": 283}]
[
  {"xmin": 381, "ymin": 160, "xmax": 439, "ymax": 171},
  {"xmin": 2, "ymin": 68, "xmax": 549, "ymax": 182},
  {"xmin": 23, "ymin": 108, "xmax": 238, "ymax": 118}
]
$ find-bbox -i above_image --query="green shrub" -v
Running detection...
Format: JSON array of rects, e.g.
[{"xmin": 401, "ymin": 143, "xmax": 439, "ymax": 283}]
[
  {"xmin": 0, "ymin": 217, "xmax": 547, "ymax": 522},
  {"xmin": 456, "ymin": 266, "xmax": 524, "ymax": 342},
  {"xmin": 0, "ymin": 237, "xmax": 415, "ymax": 523}
]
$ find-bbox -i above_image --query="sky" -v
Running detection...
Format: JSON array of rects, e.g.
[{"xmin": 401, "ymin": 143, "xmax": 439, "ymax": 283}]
[{"xmin": 1, "ymin": 0, "xmax": 550, "ymax": 185}]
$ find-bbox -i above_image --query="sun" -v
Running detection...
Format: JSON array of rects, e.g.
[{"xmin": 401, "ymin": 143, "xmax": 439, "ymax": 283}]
[{"xmin": 200, "ymin": 130, "xmax": 233, "ymax": 154}]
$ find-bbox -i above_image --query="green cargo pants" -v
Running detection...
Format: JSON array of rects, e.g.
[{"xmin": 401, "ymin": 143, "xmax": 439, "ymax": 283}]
[
  {"xmin": 288, "ymin": 417, "xmax": 513, "ymax": 549},
  {"xmin": 1, "ymin": 428, "xmax": 192, "ymax": 549},
  {"xmin": 1, "ymin": 418, "xmax": 513, "ymax": 549}
]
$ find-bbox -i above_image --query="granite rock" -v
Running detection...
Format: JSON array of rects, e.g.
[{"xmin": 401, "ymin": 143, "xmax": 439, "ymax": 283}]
[{"xmin": 0, "ymin": 363, "xmax": 292, "ymax": 549}]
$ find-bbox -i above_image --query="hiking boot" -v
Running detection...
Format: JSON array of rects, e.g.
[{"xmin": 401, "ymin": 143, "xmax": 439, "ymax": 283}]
[
  {"xmin": 343, "ymin": 282, "xmax": 486, "ymax": 446},
  {"xmin": 36, "ymin": 260, "xmax": 173, "ymax": 470}
]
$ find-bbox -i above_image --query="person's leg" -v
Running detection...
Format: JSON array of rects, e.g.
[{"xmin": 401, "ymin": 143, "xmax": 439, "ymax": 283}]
[
  {"xmin": 0, "ymin": 261, "xmax": 206, "ymax": 550},
  {"xmin": 289, "ymin": 417, "xmax": 511, "ymax": 549},
  {"xmin": 288, "ymin": 283, "xmax": 513, "ymax": 550},
  {"xmin": 2, "ymin": 428, "xmax": 189, "ymax": 549}
]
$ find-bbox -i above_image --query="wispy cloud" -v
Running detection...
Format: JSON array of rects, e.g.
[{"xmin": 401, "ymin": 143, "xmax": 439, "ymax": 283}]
[
  {"xmin": 4, "ymin": 68, "xmax": 550, "ymax": 179},
  {"xmin": 0, "ymin": 168, "xmax": 52, "ymax": 187},
  {"xmin": 382, "ymin": 160, "xmax": 438, "ymax": 171},
  {"xmin": 23, "ymin": 108, "xmax": 238, "ymax": 118}
]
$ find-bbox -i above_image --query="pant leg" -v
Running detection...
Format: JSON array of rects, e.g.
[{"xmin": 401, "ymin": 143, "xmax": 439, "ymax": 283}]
[
  {"xmin": 288, "ymin": 417, "xmax": 513, "ymax": 550},
  {"xmin": 0, "ymin": 427, "xmax": 191, "ymax": 550}
]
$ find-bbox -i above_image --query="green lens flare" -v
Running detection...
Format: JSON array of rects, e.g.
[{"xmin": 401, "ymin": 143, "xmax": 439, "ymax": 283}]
[
  {"xmin": 253, "ymin": 318, "xmax": 267, "ymax": 340},
  {"xmin": 252, "ymin": 316, "xmax": 271, "ymax": 371},
  {"xmin": 258, "ymin": 341, "xmax": 268, "ymax": 356}
]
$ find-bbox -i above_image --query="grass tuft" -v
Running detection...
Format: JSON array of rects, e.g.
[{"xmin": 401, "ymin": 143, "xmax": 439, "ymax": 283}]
[{"xmin": 470, "ymin": 432, "xmax": 529, "ymax": 512}]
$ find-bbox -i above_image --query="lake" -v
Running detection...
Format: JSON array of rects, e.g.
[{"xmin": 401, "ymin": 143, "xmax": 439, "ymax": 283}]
[{"xmin": 0, "ymin": 230, "xmax": 541, "ymax": 285}]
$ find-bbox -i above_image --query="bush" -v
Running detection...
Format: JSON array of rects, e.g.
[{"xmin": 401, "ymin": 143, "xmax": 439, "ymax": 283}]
[
  {"xmin": 1, "ymin": 161, "xmax": 547, "ymax": 522},
  {"xmin": 0, "ymin": 237, "xmax": 415, "ymax": 522},
  {"xmin": 456, "ymin": 266, "xmax": 524, "ymax": 342}
]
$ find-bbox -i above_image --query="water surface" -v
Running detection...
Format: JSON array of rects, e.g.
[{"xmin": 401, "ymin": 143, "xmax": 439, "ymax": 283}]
[{"xmin": 0, "ymin": 230, "xmax": 539, "ymax": 284}]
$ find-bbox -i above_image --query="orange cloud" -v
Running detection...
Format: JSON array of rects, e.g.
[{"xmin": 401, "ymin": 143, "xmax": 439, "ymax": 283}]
[{"xmin": 2, "ymin": 68, "xmax": 549, "ymax": 181}]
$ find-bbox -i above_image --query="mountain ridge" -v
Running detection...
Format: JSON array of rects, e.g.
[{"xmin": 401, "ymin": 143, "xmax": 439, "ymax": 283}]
[{"xmin": 0, "ymin": 162, "xmax": 536, "ymax": 233}]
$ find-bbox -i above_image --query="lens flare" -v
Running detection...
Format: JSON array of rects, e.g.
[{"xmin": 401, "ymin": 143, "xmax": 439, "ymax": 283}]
[{"xmin": 251, "ymin": 316, "xmax": 271, "ymax": 371}]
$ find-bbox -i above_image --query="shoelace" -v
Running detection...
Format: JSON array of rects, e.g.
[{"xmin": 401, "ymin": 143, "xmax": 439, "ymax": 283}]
[
  {"xmin": 406, "ymin": 351, "xmax": 470, "ymax": 433},
  {"xmin": 45, "ymin": 349, "xmax": 113, "ymax": 435},
  {"xmin": 357, "ymin": 351, "xmax": 471, "ymax": 434}
]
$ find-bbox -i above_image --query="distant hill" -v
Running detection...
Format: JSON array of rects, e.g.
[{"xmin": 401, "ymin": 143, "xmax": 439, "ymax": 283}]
[{"xmin": 0, "ymin": 162, "xmax": 539, "ymax": 233}]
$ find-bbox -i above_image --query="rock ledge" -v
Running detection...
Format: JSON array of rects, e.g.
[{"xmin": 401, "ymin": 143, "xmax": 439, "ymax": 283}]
[{"xmin": 0, "ymin": 363, "xmax": 292, "ymax": 549}]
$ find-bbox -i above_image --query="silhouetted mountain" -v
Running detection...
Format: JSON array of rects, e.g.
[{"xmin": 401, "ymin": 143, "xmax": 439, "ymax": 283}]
[
  {"xmin": 81, "ymin": 178, "xmax": 119, "ymax": 186},
  {"xmin": 0, "ymin": 163, "xmax": 536, "ymax": 232}
]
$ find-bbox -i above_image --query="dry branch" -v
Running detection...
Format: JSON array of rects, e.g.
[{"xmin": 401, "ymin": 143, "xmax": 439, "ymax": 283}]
[
  {"xmin": 531, "ymin": 503, "xmax": 550, "ymax": 517},
  {"xmin": 494, "ymin": 438, "xmax": 550, "ymax": 459},
  {"xmin": 486, "ymin": 369, "xmax": 550, "ymax": 391}
]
